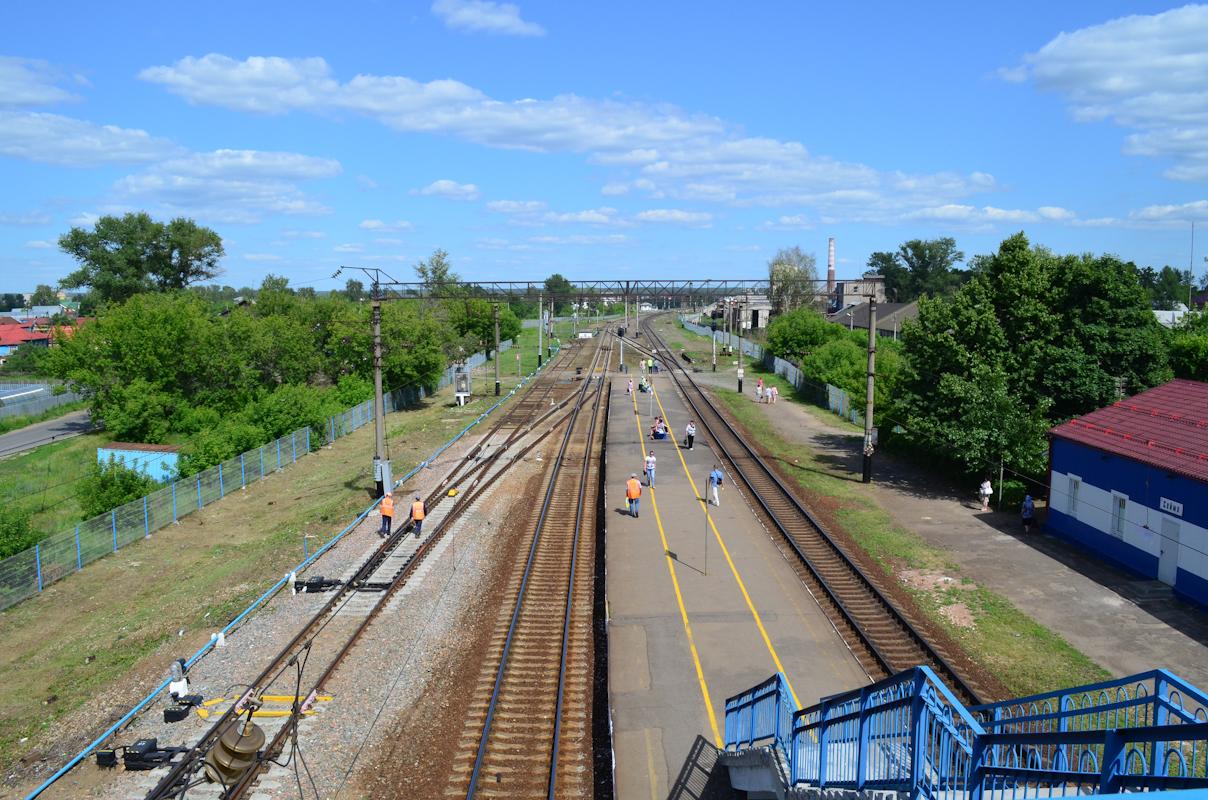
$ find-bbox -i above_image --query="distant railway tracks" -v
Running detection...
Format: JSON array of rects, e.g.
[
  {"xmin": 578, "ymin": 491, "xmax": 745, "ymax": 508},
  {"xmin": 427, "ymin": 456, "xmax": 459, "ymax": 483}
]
[
  {"xmin": 139, "ymin": 341, "xmax": 604, "ymax": 799},
  {"xmin": 635, "ymin": 315, "xmax": 995, "ymax": 706}
]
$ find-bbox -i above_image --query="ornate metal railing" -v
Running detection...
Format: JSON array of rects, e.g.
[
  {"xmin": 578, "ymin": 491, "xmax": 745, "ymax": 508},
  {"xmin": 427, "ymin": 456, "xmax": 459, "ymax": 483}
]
[{"xmin": 723, "ymin": 667, "xmax": 1208, "ymax": 798}]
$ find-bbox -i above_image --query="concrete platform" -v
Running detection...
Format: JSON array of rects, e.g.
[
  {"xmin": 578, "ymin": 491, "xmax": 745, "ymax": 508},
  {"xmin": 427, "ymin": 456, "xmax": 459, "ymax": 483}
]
[{"xmin": 606, "ymin": 373, "xmax": 868, "ymax": 800}]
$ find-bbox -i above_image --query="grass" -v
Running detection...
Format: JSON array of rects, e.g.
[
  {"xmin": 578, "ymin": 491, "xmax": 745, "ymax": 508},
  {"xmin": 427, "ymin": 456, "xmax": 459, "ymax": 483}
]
[
  {"xmin": 0, "ymin": 432, "xmax": 110, "ymax": 537},
  {"xmin": 0, "ymin": 399, "xmax": 88, "ymax": 436},
  {"xmin": 708, "ymin": 369, "xmax": 1109, "ymax": 699},
  {"xmin": 0, "ymin": 381, "xmax": 510, "ymax": 772}
]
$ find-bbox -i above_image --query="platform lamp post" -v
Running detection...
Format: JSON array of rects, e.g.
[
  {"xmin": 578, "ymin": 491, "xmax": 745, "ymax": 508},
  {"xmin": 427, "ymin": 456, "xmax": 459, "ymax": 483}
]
[
  {"xmin": 537, "ymin": 293, "xmax": 543, "ymax": 368},
  {"xmin": 862, "ymin": 296, "xmax": 877, "ymax": 484}
]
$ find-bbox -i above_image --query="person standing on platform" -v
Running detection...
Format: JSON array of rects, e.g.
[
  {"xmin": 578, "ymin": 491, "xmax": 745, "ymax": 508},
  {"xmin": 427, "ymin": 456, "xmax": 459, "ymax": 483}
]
[
  {"xmin": 627, "ymin": 378, "xmax": 633, "ymax": 394},
  {"xmin": 708, "ymin": 465, "xmax": 724, "ymax": 506},
  {"xmin": 756, "ymin": 377, "xmax": 764, "ymax": 402},
  {"xmin": 1021, "ymin": 494, "xmax": 1036, "ymax": 533},
  {"xmin": 410, "ymin": 495, "xmax": 427, "ymax": 538},
  {"xmin": 379, "ymin": 492, "xmax": 394, "ymax": 537},
  {"xmin": 770, "ymin": 385, "xmax": 778, "ymax": 404},
  {"xmin": 644, "ymin": 450, "xmax": 657, "ymax": 486},
  {"xmin": 684, "ymin": 420, "xmax": 697, "ymax": 450},
  {"xmin": 626, "ymin": 473, "xmax": 642, "ymax": 517}
]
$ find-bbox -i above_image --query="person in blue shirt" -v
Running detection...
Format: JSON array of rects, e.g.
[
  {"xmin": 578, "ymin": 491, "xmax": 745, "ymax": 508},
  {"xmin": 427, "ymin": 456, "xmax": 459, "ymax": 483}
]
[
  {"xmin": 708, "ymin": 465, "xmax": 724, "ymax": 507},
  {"xmin": 1021, "ymin": 494, "xmax": 1036, "ymax": 533}
]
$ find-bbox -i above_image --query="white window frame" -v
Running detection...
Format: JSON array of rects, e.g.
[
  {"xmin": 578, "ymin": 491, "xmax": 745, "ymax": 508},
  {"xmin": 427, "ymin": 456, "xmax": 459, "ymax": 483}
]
[
  {"xmin": 1067, "ymin": 474, "xmax": 1081, "ymax": 517},
  {"xmin": 1111, "ymin": 491, "xmax": 1128, "ymax": 538}
]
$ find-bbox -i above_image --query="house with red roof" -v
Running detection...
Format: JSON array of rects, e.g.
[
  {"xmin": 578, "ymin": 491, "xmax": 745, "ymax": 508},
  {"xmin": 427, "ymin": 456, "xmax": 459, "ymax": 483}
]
[
  {"xmin": 0, "ymin": 326, "xmax": 51, "ymax": 359},
  {"xmin": 1047, "ymin": 378, "xmax": 1208, "ymax": 607}
]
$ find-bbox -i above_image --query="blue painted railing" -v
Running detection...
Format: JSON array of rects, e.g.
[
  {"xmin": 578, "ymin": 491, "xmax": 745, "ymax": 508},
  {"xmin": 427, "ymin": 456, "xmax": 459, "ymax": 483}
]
[{"xmin": 724, "ymin": 666, "xmax": 1208, "ymax": 798}]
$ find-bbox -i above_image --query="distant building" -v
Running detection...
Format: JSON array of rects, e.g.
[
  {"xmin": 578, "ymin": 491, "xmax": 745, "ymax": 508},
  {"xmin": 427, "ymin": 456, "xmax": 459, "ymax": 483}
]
[
  {"xmin": 722, "ymin": 294, "xmax": 773, "ymax": 330},
  {"xmin": 97, "ymin": 443, "xmax": 180, "ymax": 481},
  {"xmin": 1153, "ymin": 303, "xmax": 1190, "ymax": 328},
  {"xmin": 827, "ymin": 301, "xmax": 919, "ymax": 339},
  {"xmin": 1046, "ymin": 379, "xmax": 1208, "ymax": 608},
  {"xmin": 831, "ymin": 275, "xmax": 887, "ymax": 311},
  {"xmin": 0, "ymin": 328, "xmax": 51, "ymax": 361},
  {"xmin": 1, "ymin": 304, "xmax": 76, "ymax": 323}
]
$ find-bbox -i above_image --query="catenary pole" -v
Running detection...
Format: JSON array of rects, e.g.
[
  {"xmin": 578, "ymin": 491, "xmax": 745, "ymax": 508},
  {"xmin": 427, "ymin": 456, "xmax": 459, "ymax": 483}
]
[
  {"xmin": 494, "ymin": 303, "xmax": 501, "ymax": 396},
  {"xmin": 537, "ymin": 293, "xmax": 543, "ymax": 368},
  {"xmin": 862, "ymin": 296, "xmax": 877, "ymax": 483},
  {"xmin": 372, "ymin": 281, "xmax": 389, "ymax": 498}
]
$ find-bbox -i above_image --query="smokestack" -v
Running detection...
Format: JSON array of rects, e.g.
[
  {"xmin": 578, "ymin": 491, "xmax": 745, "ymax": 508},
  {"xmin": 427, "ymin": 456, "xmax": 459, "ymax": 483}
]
[{"xmin": 826, "ymin": 237, "xmax": 836, "ymax": 295}]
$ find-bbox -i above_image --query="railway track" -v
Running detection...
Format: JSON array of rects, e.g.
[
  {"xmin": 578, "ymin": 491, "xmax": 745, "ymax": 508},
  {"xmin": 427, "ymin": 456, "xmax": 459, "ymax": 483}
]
[
  {"xmin": 635, "ymin": 315, "xmax": 995, "ymax": 706},
  {"xmin": 449, "ymin": 336, "xmax": 611, "ymax": 799},
  {"xmin": 136, "ymin": 342, "xmax": 599, "ymax": 800}
]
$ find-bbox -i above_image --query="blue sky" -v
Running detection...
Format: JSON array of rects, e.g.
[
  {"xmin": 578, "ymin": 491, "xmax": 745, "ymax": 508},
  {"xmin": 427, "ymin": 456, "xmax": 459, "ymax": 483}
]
[{"xmin": 2, "ymin": 1, "xmax": 1207, "ymax": 291}]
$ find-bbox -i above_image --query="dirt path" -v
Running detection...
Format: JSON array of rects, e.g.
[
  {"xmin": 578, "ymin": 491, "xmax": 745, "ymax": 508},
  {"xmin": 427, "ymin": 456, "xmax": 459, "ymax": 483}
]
[{"xmin": 689, "ymin": 369, "xmax": 1208, "ymax": 690}]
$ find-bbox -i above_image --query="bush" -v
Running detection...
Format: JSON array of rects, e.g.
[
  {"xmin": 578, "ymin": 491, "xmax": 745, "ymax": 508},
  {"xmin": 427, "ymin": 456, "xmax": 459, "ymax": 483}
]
[
  {"xmin": 179, "ymin": 420, "xmax": 267, "ymax": 476},
  {"xmin": 0, "ymin": 506, "xmax": 39, "ymax": 559},
  {"xmin": 247, "ymin": 384, "xmax": 341, "ymax": 440},
  {"xmin": 77, "ymin": 459, "xmax": 161, "ymax": 520},
  {"xmin": 334, "ymin": 374, "xmax": 373, "ymax": 407}
]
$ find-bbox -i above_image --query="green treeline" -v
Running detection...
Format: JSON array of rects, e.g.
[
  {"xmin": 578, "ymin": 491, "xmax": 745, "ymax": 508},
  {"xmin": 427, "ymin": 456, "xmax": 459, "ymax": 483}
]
[{"xmin": 765, "ymin": 232, "xmax": 1207, "ymax": 488}]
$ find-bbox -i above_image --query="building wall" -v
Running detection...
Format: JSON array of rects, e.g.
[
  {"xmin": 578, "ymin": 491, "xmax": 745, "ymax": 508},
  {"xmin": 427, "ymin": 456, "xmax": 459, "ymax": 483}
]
[
  {"xmin": 1047, "ymin": 437, "xmax": 1208, "ymax": 607},
  {"xmin": 97, "ymin": 447, "xmax": 179, "ymax": 481}
]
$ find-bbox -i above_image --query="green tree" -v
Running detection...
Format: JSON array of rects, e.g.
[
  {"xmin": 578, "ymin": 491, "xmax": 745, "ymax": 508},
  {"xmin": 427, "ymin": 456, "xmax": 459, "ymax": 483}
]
[
  {"xmin": 544, "ymin": 273, "xmax": 575, "ymax": 315},
  {"xmin": 450, "ymin": 300, "xmax": 521, "ymax": 357},
  {"xmin": 768, "ymin": 246, "xmax": 820, "ymax": 315},
  {"xmin": 344, "ymin": 279, "xmax": 366, "ymax": 302},
  {"xmin": 0, "ymin": 506, "xmax": 38, "ymax": 559},
  {"xmin": 77, "ymin": 459, "xmax": 162, "ymax": 519},
  {"xmin": 865, "ymin": 251, "xmax": 908, "ymax": 302},
  {"xmin": 0, "ymin": 293, "xmax": 24, "ymax": 311},
  {"xmin": 766, "ymin": 307, "xmax": 841, "ymax": 361},
  {"xmin": 415, "ymin": 249, "xmax": 460, "ymax": 295},
  {"xmin": 58, "ymin": 212, "xmax": 223, "ymax": 303},
  {"xmin": 898, "ymin": 237, "xmax": 965, "ymax": 299},
  {"xmin": 30, "ymin": 284, "xmax": 59, "ymax": 305}
]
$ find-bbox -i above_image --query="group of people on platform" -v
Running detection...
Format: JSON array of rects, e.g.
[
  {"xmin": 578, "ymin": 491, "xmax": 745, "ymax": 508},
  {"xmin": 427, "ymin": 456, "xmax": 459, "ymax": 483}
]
[{"xmin": 755, "ymin": 377, "xmax": 778, "ymax": 404}]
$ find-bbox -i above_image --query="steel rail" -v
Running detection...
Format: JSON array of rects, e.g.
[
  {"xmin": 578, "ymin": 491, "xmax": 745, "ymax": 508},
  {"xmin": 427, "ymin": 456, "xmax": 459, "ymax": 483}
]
[
  {"xmin": 141, "ymin": 344, "xmax": 587, "ymax": 799},
  {"xmin": 635, "ymin": 316, "xmax": 989, "ymax": 706},
  {"xmin": 465, "ymin": 337, "xmax": 610, "ymax": 799}
]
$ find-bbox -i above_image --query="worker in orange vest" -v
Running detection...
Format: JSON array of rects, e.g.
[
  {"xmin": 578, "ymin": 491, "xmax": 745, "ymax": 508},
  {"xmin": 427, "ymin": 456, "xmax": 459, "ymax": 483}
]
[
  {"xmin": 626, "ymin": 473, "xmax": 642, "ymax": 518},
  {"xmin": 410, "ymin": 495, "xmax": 427, "ymax": 538},
  {"xmin": 379, "ymin": 492, "xmax": 394, "ymax": 538}
]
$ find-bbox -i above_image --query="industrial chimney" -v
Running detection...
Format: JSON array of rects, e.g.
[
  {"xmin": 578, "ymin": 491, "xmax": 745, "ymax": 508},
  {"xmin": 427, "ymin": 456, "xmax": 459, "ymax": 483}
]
[{"xmin": 826, "ymin": 237, "xmax": 836, "ymax": 296}]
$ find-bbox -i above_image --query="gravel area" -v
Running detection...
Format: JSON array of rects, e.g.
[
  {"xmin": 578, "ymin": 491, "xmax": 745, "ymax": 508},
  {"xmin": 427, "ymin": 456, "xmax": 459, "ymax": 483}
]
[{"xmin": 22, "ymin": 431, "xmax": 489, "ymax": 800}]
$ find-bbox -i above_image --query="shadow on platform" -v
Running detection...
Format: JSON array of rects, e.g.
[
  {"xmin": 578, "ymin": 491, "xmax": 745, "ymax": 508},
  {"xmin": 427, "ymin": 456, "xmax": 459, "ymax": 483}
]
[{"xmin": 666, "ymin": 735, "xmax": 740, "ymax": 800}]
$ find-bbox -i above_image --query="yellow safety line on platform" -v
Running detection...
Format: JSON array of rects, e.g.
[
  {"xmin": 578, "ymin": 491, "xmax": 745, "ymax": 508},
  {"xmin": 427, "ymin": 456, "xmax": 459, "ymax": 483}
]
[
  {"xmin": 629, "ymin": 389, "xmax": 722, "ymax": 747},
  {"xmin": 650, "ymin": 381, "xmax": 802, "ymax": 710}
]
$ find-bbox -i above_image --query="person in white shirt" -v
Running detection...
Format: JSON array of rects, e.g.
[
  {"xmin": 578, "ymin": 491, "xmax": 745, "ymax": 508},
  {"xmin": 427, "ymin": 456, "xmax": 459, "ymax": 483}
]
[
  {"xmin": 979, "ymin": 479, "xmax": 993, "ymax": 512},
  {"xmin": 684, "ymin": 421, "xmax": 697, "ymax": 450},
  {"xmin": 644, "ymin": 450, "xmax": 657, "ymax": 487}
]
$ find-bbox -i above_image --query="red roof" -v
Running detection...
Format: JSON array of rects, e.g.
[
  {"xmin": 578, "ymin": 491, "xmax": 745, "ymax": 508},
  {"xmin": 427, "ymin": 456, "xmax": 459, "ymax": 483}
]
[
  {"xmin": 1049, "ymin": 379, "xmax": 1208, "ymax": 485},
  {"xmin": 0, "ymin": 316, "xmax": 20, "ymax": 326},
  {"xmin": 0, "ymin": 328, "xmax": 50, "ymax": 346}
]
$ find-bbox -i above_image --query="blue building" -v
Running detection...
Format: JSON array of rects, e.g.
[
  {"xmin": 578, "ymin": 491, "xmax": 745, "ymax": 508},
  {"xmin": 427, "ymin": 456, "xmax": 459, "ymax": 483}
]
[
  {"xmin": 1047, "ymin": 379, "xmax": 1208, "ymax": 608},
  {"xmin": 97, "ymin": 442, "xmax": 180, "ymax": 481}
]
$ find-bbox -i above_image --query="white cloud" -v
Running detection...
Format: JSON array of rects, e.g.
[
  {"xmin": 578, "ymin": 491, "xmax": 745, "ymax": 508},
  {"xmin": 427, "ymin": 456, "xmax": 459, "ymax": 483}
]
[
  {"xmin": 282, "ymin": 229, "xmax": 325, "ymax": 239},
  {"xmin": 244, "ymin": 253, "xmax": 282, "ymax": 261},
  {"xmin": 355, "ymin": 174, "xmax": 379, "ymax": 190},
  {"xmin": 1131, "ymin": 199, "xmax": 1208, "ymax": 222},
  {"xmin": 601, "ymin": 182, "xmax": 630, "ymax": 196},
  {"xmin": 486, "ymin": 199, "xmax": 547, "ymax": 213},
  {"xmin": 23, "ymin": 240, "xmax": 53, "ymax": 249},
  {"xmin": 759, "ymin": 214, "xmax": 811, "ymax": 230},
  {"xmin": 634, "ymin": 208, "xmax": 713, "ymax": 226},
  {"xmin": 1037, "ymin": 206, "xmax": 1075, "ymax": 221},
  {"xmin": 359, "ymin": 218, "xmax": 413, "ymax": 232},
  {"xmin": 0, "ymin": 211, "xmax": 52, "ymax": 225},
  {"xmin": 1005, "ymin": 5, "xmax": 1208, "ymax": 182},
  {"xmin": 333, "ymin": 243, "xmax": 364, "ymax": 253},
  {"xmin": 431, "ymin": 0, "xmax": 545, "ymax": 36},
  {"xmin": 0, "ymin": 57, "xmax": 79, "ymax": 107},
  {"xmin": 140, "ymin": 54, "xmax": 1000, "ymax": 220},
  {"xmin": 114, "ymin": 149, "xmax": 339, "ymax": 223},
  {"xmin": 69, "ymin": 212, "xmax": 99, "ymax": 227},
  {"xmin": 543, "ymin": 207, "xmax": 621, "ymax": 225},
  {"xmin": 906, "ymin": 203, "xmax": 1083, "ymax": 226},
  {"xmin": 528, "ymin": 233, "xmax": 629, "ymax": 245},
  {"xmin": 413, "ymin": 179, "xmax": 480, "ymax": 200},
  {"xmin": 0, "ymin": 111, "xmax": 179, "ymax": 166}
]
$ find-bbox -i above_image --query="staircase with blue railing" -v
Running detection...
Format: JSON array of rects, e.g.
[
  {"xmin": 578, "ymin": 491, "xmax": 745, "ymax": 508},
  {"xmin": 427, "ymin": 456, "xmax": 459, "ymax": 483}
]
[{"xmin": 720, "ymin": 667, "xmax": 1208, "ymax": 799}]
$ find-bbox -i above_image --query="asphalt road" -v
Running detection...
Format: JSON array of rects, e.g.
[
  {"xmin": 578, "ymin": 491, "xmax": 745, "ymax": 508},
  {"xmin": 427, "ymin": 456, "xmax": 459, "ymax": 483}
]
[{"xmin": 0, "ymin": 409, "xmax": 95, "ymax": 458}]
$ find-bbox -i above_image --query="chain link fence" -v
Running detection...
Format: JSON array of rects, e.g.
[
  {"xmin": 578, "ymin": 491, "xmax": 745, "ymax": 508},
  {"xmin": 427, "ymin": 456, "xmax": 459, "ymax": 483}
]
[
  {"xmin": 679, "ymin": 317, "xmax": 865, "ymax": 427},
  {"xmin": 0, "ymin": 339, "xmax": 514, "ymax": 612},
  {"xmin": 0, "ymin": 381, "xmax": 84, "ymax": 419}
]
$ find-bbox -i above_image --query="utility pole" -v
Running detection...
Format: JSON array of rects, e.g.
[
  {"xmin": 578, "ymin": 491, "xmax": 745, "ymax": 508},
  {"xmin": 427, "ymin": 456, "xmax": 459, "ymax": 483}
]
[
  {"xmin": 371, "ymin": 282, "xmax": 390, "ymax": 498},
  {"xmin": 862, "ymin": 297, "xmax": 877, "ymax": 484},
  {"xmin": 493, "ymin": 303, "xmax": 501, "ymax": 396},
  {"xmin": 711, "ymin": 320, "xmax": 717, "ymax": 372},
  {"xmin": 537, "ymin": 293, "xmax": 543, "ymax": 368},
  {"xmin": 736, "ymin": 301, "xmax": 745, "ymax": 394}
]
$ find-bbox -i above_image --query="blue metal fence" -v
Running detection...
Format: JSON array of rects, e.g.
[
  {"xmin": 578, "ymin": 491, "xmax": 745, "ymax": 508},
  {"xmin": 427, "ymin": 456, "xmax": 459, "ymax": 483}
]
[{"xmin": 724, "ymin": 666, "xmax": 1208, "ymax": 798}]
